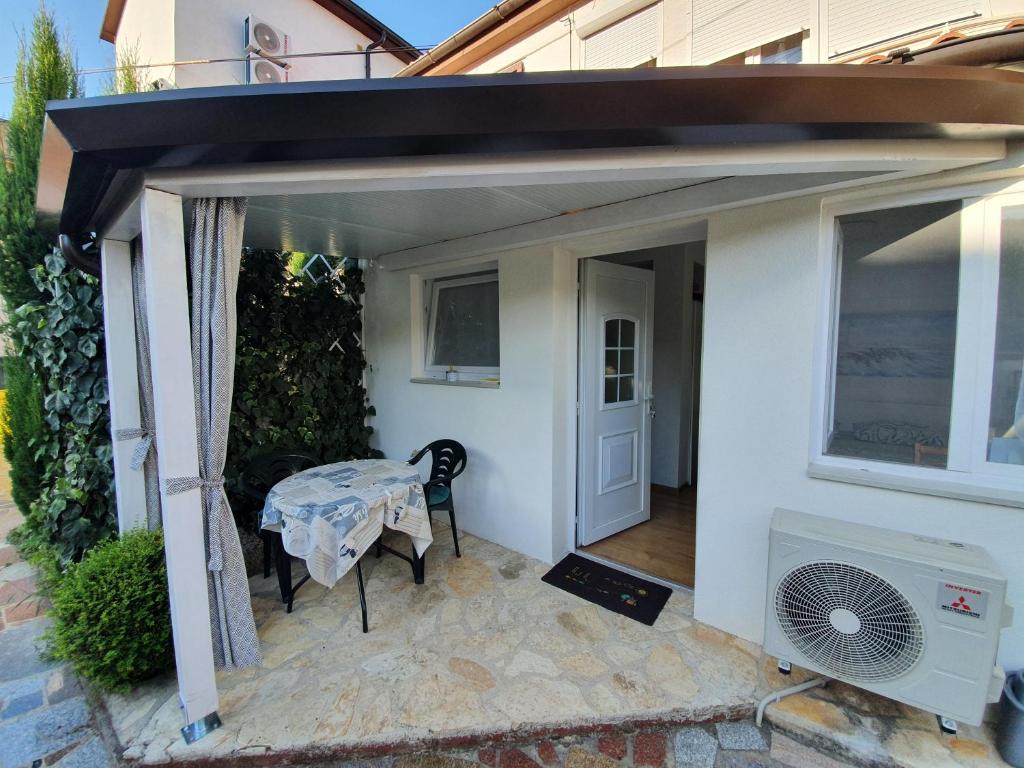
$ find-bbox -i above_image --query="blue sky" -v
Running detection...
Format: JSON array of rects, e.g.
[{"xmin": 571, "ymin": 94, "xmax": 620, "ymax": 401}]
[{"xmin": 0, "ymin": 0, "xmax": 496, "ymax": 117}]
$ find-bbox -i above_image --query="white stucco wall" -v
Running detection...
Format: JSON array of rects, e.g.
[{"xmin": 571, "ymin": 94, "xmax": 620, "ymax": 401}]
[
  {"xmin": 693, "ymin": 194, "xmax": 1024, "ymax": 670},
  {"xmin": 115, "ymin": 0, "xmax": 406, "ymax": 91},
  {"xmin": 364, "ymin": 247, "xmax": 576, "ymax": 564}
]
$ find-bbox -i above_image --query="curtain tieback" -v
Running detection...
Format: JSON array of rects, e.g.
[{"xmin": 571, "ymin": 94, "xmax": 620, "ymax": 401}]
[
  {"xmin": 115, "ymin": 428, "xmax": 153, "ymax": 471},
  {"xmin": 163, "ymin": 475, "xmax": 228, "ymax": 571},
  {"xmin": 163, "ymin": 475, "xmax": 225, "ymax": 495}
]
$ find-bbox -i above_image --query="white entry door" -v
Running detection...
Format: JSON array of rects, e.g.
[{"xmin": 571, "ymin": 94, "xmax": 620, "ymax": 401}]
[{"xmin": 578, "ymin": 259, "xmax": 654, "ymax": 546}]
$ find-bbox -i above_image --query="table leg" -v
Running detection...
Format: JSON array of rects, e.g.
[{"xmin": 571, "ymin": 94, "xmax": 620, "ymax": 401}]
[
  {"xmin": 413, "ymin": 551, "xmax": 425, "ymax": 585},
  {"xmin": 356, "ymin": 560, "xmax": 368, "ymax": 633},
  {"xmin": 273, "ymin": 533, "xmax": 292, "ymax": 607}
]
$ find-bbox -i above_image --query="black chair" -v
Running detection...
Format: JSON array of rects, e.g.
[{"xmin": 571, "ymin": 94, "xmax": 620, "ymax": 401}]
[
  {"xmin": 409, "ymin": 439, "xmax": 467, "ymax": 558},
  {"xmin": 238, "ymin": 453, "xmax": 317, "ymax": 580}
]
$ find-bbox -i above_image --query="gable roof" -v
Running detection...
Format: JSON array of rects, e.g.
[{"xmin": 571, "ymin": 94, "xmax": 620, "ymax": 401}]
[{"xmin": 99, "ymin": 0, "xmax": 418, "ymax": 63}]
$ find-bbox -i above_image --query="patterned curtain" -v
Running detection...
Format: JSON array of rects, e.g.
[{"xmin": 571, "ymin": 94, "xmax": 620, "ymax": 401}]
[
  {"xmin": 165, "ymin": 198, "xmax": 261, "ymax": 668},
  {"xmin": 129, "ymin": 239, "xmax": 162, "ymax": 529}
]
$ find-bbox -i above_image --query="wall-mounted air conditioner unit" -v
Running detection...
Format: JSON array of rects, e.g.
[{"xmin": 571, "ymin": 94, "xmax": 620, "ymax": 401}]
[
  {"xmin": 244, "ymin": 15, "xmax": 290, "ymax": 84},
  {"xmin": 764, "ymin": 509, "xmax": 1012, "ymax": 727}
]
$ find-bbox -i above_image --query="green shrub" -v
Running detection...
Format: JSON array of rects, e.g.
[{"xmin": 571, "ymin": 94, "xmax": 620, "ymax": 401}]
[
  {"xmin": 48, "ymin": 529, "xmax": 174, "ymax": 692},
  {"xmin": 3, "ymin": 356, "xmax": 45, "ymax": 517}
]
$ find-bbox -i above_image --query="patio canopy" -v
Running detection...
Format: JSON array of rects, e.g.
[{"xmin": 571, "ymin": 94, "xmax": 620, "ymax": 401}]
[
  {"xmin": 32, "ymin": 63, "xmax": 1024, "ymax": 743},
  {"xmin": 37, "ymin": 64, "xmax": 1024, "ymax": 257}
]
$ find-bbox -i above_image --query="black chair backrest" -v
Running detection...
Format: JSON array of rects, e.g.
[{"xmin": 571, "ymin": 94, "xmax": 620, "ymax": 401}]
[
  {"xmin": 239, "ymin": 453, "xmax": 318, "ymax": 504},
  {"xmin": 422, "ymin": 440, "xmax": 467, "ymax": 485}
]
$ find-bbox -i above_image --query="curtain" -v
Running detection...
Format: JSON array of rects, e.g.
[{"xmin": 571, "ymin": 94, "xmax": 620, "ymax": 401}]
[
  {"xmin": 165, "ymin": 198, "xmax": 261, "ymax": 668},
  {"xmin": 128, "ymin": 239, "xmax": 162, "ymax": 529}
]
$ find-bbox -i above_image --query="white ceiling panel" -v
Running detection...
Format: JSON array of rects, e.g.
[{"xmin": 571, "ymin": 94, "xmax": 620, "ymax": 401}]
[{"xmin": 243, "ymin": 177, "xmax": 718, "ymax": 258}]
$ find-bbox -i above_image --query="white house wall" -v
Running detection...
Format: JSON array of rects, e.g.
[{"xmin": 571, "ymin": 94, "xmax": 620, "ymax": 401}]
[
  {"xmin": 694, "ymin": 194, "xmax": 1024, "ymax": 670},
  {"xmin": 116, "ymin": 0, "xmax": 176, "ymax": 85},
  {"xmin": 365, "ymin": 247, "xmax": 576, "ymax": 564},
  {"xmin": 117, "ymin": 0, "xmax": 405, "ymax": 90}
]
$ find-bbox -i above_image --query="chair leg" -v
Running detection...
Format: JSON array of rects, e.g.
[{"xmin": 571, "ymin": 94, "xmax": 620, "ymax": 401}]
[
  {"xmin": 356, "ymin": 560, "xmax": 368, "ymax": 634},
  {"xmin": 448, "ymin": 508, "xmax": 461, "ymax": 558}
]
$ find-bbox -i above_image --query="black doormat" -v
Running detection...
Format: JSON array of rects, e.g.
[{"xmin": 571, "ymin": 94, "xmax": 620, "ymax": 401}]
[{"xmin": 541, "ymin": 553, "xmax": 672, "ymax": 626}]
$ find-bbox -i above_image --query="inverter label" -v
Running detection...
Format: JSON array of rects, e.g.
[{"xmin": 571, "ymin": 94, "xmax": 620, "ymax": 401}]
[{"xmin": 937, "ymin": 583, "xmax": 988, "ymax": 620}]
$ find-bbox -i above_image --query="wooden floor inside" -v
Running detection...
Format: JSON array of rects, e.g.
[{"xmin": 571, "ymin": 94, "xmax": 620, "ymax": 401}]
[{"xmin": 579, "ymin": 484, "xmax": 696, "ymax": 587}]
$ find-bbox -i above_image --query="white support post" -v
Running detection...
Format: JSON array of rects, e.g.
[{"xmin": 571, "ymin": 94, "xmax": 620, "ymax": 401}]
[
  {"xmin": 100, "ymin": 238, "xmax": 148, "ymax": 533},
  {"xmin": 139, "ymin": 188, "xmax": 221, "ymax": 735}
]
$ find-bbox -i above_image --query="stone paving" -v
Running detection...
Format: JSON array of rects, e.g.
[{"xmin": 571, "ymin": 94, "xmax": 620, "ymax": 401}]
[
  {"xmin": 0, "ymin": 494, "xmax": 119, "ymax": 768},
  {"xmin": 281, "ymin": 720, "xmax": 859, "ymax": 768},
  {"xmin": 101, "ymin": 522, "xmax": 1013, "ymax": 768}
]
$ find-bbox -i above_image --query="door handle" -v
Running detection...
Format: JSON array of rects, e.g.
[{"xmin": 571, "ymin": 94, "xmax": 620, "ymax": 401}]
[{"xmin": 646, "ymin": 395, "xmax": 656, "ymax": 419}]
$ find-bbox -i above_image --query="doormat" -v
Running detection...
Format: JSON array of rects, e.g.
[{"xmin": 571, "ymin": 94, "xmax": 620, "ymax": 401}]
[{"xmin": 541, "ymin": 553, "xmax": 672, "ymax": 626}]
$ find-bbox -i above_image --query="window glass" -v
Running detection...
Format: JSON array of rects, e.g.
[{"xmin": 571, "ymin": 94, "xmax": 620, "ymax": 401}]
[
  {"xmin": 988, "ymin": 205, "xmax": 1024, "ymax": 465},
  {"xmin": 761, "ymin": 32, "xmax": 803, "ymax": 63},
  {"xmin": 430, "ymin": 278, "xmax": 499, "ymax": 369},
  {"xmin": 604, "ymin": 318, "xmax": 637, "ymax": 405},
  {"xmin": 827, "ymin": 201, "xmax": 961, "ymax": 468}
]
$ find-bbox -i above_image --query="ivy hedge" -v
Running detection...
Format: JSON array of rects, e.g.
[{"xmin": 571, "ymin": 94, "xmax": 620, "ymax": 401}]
[
  {"xmin": 11, "ymin": 253, "xmax": 114, "ymax": 562},
  {"xmin": 227, "ymin": 250, "xmax": 379, "ymax": 497}
]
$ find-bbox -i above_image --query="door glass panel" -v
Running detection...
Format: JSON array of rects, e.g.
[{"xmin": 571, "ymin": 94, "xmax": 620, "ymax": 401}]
[
  {"xmin": 605, "ymin": 319, "xmax": 619, "ymax": 348},
  {"xmin": 603, "ymin": 318, "xmax": 637, "ymax": 405},
  {"xmin": 620, "ymin": 349, "xmax": 634, "ymax": 375},
  {"xmin": 619, "ymin": 376, "xmax": 634, "ymax": 402},
  {"xmin": 604, "ymin": 376, "xmax": 618, "ymax": 404},
  {"xmin": 827, "ymin": 201, "xmax": 961, "ymax": 468},
  {"xmin": 605, "ymin": 349, "xmax": 619, "ymax": 375},
  {"xmin": 988, "ymin": 204, "xmax": 1024, "ymax": 466},
  {"xmin": 620, "ymin": 319, "xmax": 635, "ymax": 347}
]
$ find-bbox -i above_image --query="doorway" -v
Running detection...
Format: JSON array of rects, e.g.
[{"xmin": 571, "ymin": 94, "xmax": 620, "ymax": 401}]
[{"xmin": 576, "ymin": 243, "xmax": 705, "ymax": 588}]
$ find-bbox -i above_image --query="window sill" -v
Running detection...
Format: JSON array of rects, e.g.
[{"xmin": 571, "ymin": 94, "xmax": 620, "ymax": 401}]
[
  {"xmin": 807, "ymin": 460, "xmax": 1024, "ymax": 509},
  {"xmin": 410, "ymin": 377, "xmax": 500, "ymax": 389}
]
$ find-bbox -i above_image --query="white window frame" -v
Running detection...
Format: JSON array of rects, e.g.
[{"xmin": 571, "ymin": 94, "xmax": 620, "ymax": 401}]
[
  {"xmin": 809, "ymin": 179, "xmax": 1024, "ymax": 508},
  {"xmin": 600, "ymin": 313, "xmax": 640, "ymax": 411},
  {"xmin": 423, "ymin": 271, "xmax": 500, "ymax": 380}
]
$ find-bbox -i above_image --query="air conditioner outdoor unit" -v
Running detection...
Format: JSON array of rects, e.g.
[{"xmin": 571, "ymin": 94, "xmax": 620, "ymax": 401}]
[
  {"xmin": 764, "ymin": 509, "xmax": 1012, "ymax": 726},
  {"xmin": 244, "ymin": 15, "xmax": 290, "ymax": 84}
]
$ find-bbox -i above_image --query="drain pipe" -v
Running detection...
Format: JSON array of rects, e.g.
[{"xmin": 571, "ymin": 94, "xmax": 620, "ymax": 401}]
[
  {"xmin": 365, "ymin": 30, "xmax": 387, "ymax": 78},
  {"xmin": 755, "ymin": 676, "xmax": 829, "ymax": 727}
]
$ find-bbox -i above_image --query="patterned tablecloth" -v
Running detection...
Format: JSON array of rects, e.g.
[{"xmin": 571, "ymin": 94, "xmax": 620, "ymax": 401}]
[{"xmin": 260, "ymin": 459, "xmax": 433, "ymax": 588}]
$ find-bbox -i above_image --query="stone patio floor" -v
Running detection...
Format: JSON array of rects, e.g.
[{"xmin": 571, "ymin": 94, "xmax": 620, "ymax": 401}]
[{"xmin": 104, "ymin": 525, "xmax": 1012, "ymax": 768}]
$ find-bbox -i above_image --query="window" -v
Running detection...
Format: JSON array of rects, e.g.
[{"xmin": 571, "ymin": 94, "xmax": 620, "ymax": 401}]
[
  {"xmin": 712, "ymin": 31, "xmax": 804, "ymax": 65},
  {"xmin": 425, "ymin": 272, "xmax": 499, "ymax": 378},
  {"xmin": 987, "ymin": 204, "xmax": 1024, "ymax": 466},
  {"xmin": 817, "ymin": 188, "xmax": 1024, "ymax": 499},
  {"xmin": 603, "ymin": 318, "xmax": 636, "ymax": 405},
  {"xmin": 583, "ymin": 4, "xmax": 661, "ymax": 70},
  {"xmin": 828, "ymin": 202, "xmax": 960, "ymax": 467}
]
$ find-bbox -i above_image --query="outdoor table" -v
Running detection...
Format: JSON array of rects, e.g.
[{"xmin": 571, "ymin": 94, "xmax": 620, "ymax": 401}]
[{"xmin": 260, "ymin": 459, "xmax": 434, "ymax": 614}]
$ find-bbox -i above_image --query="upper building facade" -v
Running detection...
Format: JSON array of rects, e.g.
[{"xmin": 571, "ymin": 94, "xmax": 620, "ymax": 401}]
[
  {"xmin": 100, "ymin": 0, "xmax": 417, "ymax": 90},
  {"xmin": 397, "ymin": 0, "xmax": 1024, "ymax": 76}
]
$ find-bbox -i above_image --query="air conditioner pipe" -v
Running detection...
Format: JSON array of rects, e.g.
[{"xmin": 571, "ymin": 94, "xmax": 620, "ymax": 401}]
[
  {"xmin": 755, "ymin": 675, "xmax": 829, "ymax": 727},
  {"xmin": 365, "ymin": 30, "xmax": 387, "ymax": 78}
]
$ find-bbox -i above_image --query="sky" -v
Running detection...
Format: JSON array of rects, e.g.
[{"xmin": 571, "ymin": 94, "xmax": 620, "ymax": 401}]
[{"xmin": 0, "ymin": 0, "xmax": 496, "ymax": 117}]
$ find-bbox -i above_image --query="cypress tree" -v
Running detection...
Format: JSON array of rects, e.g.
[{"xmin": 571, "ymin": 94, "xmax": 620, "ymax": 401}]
[{"xmin": 0, "ymin": 7, "xmax": 81, "ymax": 518}]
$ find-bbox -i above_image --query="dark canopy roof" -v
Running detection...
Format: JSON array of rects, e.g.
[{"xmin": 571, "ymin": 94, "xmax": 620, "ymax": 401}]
[{"xmin": 38, "ymin": 64, "xmax": 1024, "ymax": 240}]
